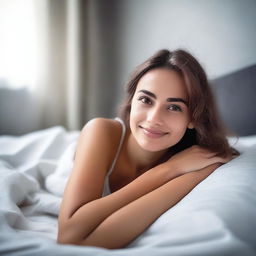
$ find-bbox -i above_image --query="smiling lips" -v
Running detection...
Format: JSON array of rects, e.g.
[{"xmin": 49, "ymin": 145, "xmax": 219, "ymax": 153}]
[{"xmin": 139, "ymin": 126, "xmax": 169, "ymax": 138}]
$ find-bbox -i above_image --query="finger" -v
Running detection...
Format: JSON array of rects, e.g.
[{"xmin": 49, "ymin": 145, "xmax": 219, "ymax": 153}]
[
  {"xmin": 205, "ymin": 152, "xmax": 219, "ymax": 158},
  {"xmin": 204, "ymin": 155, "xmax": 229, "ymax": 165},
  {"xmin": 215, "ymin": 155, "xmax": 232, "ymax": 163},
  {"xmin": 198, "ymin": 150, "xmax": 220, "ymax": 159}
]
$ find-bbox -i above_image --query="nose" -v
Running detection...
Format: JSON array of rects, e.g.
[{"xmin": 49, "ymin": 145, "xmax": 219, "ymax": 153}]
[{"xmin": 146, "ymin": 106, "xmax": 163, "ymax": 126}]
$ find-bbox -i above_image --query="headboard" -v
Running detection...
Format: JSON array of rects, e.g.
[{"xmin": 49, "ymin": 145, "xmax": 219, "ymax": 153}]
[{"xmin": 210, "ymin": 64, "xmax": 256, "ymax": 136}]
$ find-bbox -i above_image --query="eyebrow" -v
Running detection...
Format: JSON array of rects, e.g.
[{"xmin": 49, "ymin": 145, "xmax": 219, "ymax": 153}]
[{"xmin": 138, "ymin": 89, "xmax": 188, "ymax": 106}]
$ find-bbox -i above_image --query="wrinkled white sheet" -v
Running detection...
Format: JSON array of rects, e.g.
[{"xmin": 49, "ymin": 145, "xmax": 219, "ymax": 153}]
[{"xmin": 0, "ymin": 126, "xmax": 256, "ymax": 256}]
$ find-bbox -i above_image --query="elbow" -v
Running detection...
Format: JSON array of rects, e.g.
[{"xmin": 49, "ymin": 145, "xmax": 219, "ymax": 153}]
[
  {"xmin": 57, "ymin": 233, "xmax": 83, "ymax": 247},
  {"xmin": 57, "ymin": 222, "xmax": 81, "ymax": 246},
  {"xmin": 77, "ymin": 239, "xmax": 124, "ymax": 250},
  {"xmin": 56, "ymin": 224, "xmax": 102, "ymax": 248},
  {"xmin": 57, "ymin": 231, "xmax": 77, "ymax": 246},
  {"xmin": 57, "ymin": 221, "xmax": 124, "ymax": 249},
  {"xmin": 56, "ymin": 229, "xmax": 68, "ymax": 245},
  {"xmin": 57, "ymin": 233, "xmax": 114, "ymax": 249},
  {"xmin": 57, "ymin": 234, "xmax": 67, "ymax": 245},
  {"xmin": 58, "ymin": 230, "xmax": 123, "ymax": 249},
  {"xmin": 56, "ymin": 219, "xmax": 90, "ymax": 247}
]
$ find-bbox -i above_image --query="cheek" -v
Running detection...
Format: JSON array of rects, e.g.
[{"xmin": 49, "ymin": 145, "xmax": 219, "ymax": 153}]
[
  {"xmin": 130, "ymin": 101, "xmax": 143, "ymax": 120},
  {"xmin": 168, "ymin": 115, "xmax": 190, "ymax": 134},
  {"xmin": 129, "ymin": 101, "xmax": 140, "ymax": 127}
]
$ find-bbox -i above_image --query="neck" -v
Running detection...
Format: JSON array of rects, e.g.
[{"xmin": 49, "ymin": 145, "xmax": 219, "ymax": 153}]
[{"xmin": 125, "ymin": 130, "xmax": 167, "ymax": 173}]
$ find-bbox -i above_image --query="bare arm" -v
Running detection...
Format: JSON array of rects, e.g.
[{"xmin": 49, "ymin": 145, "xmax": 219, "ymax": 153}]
[
  {"xmin": 58, "ymin": 159, "xmax": 181, "ymax": 244},
  {"xmin": 59, "ymin": 157, "xmax": 221, "ymax": 248},
  {"xmin": 79, "ymin": 163, "xmax": 220, "ymax": 249}
]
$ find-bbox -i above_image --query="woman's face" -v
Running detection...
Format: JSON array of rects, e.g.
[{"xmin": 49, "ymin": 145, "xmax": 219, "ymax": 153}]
[{"xmin": 129, "ymin": 68, "xmax": 193, "ymax": 153}]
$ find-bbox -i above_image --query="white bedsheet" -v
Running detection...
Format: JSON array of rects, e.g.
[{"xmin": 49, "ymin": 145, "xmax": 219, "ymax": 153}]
[{"xmin": 0, "ymin": 126, "xmax": 256, "ymax": 256}]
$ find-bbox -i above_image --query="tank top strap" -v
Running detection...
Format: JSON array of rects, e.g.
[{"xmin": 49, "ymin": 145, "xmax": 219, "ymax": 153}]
[{"xmin": 105, "ymin": 117, "xmax": 126, "ymax": 177}]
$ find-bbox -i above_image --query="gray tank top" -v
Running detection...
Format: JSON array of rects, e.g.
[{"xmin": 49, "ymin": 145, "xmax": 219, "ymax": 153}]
[{"xmin": 102, "ymin": 117, "xmax": 126, "ymax": 197}]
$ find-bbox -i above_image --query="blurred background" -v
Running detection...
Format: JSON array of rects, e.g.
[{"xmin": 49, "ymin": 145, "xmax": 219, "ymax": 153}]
[{"xmin": 0, "ymin": 0, "xmax": 256, "ymax": 135}]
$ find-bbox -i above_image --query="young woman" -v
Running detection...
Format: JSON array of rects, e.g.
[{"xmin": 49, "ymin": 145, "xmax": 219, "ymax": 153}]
[{"xmin": 57, "ymin": 49, "xmax": 237, "ymax": 249}]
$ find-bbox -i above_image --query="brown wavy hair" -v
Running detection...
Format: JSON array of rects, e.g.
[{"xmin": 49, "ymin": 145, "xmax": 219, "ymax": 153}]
[{"xmin": 118, "ymin": 49, "xmax": 238, "ymax": 163}]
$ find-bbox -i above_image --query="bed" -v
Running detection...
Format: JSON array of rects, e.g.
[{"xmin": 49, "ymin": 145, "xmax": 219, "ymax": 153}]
[{"xmin": 0, "ymin": 65, "xmax": 256, "ymax": 256}]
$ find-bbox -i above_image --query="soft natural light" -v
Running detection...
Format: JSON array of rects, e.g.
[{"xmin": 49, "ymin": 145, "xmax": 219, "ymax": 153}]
[{"xmin": 0, "ymin": 0, "xmax": 38, "ymax": 89}]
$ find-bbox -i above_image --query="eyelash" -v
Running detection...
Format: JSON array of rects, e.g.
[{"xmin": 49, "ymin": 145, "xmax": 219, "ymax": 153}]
[
  {"xmin": 138, "ymin": 96, "xmax": 152, "ymax": 105},
  {"xmin": 168, "ymin": 105, "xmax": 182, "ymax": 112},
  {"xmin": 138, "ymin": 96, "xmax": 182, "ymax": 112}
]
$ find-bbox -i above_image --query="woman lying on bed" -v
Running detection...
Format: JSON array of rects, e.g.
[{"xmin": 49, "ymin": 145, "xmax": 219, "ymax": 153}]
[{"xmin": 57, "ymin": 49, "xmax": 237, "ymax": 249}]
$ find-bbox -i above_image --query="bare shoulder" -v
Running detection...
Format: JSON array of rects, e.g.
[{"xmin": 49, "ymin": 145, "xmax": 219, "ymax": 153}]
[
  {"xmin": 74, "ymin": 117, "xmax": 124, "ymax": 171},
  {"xmin": 82, "ymin": 117, "xmax": 122, "ymax": 136},
  {"xmin": 79, "ymin": 117, "xmax": 123, "ymax": 155}
]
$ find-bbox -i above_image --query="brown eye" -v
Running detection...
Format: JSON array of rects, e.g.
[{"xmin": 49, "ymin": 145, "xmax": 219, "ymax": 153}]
[
  {"xmin": 138, "ymin": 96, "xmax": 152, "ymax": 105},
  {"xmin": 168, "ymin": 104, "xmax": 182, "ymax": 112}
]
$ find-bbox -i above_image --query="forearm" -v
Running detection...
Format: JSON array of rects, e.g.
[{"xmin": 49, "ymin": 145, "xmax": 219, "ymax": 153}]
[
  {"xmin": 80, "ymin": 163, "xmax": 218, "ymax": 249},
  {"xmin": 58, "ymin": 162, "xmax": 180, "ymax": 243}
]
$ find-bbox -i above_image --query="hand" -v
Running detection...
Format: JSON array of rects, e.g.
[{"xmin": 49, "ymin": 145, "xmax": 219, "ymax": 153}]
[{"xmin": 167, "ymin": 145, "xmax": 232, "ymax": 175}]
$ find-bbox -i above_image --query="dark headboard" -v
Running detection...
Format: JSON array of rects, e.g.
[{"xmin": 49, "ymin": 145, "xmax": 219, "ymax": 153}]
[{"xmin": 210, "ymin": 64, "xmax": 256, "ymax": 136}]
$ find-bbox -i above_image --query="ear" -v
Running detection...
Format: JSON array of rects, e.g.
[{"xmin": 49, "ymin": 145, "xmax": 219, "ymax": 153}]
[{"xmin": 187, "ymin": 122, "xmax": 194, "ymax": 129}]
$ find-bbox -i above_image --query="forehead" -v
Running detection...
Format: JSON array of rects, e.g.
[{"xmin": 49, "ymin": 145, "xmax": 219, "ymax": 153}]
[{"xmin": 136, "ymin": 68, "xmax": 188, "ymax": 98}]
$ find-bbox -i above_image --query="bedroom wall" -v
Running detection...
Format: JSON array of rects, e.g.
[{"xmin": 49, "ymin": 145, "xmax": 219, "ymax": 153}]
[
  {"xmin": 102, "ymin": 0, "xmax": 256, "ymax": 97},
  {"xmin": 0, "ymin": 0, "xmax": 256, "ymax": 135}
]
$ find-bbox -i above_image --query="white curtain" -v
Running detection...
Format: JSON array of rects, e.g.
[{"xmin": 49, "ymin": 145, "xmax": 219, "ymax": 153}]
[
  {"xmin": 33, "ymin": 0, "xmax": 124, "ymax": 131},
  {"xmin": 0, "ymin": 0, "xmax": 122, "ymax": 134},
  {"xmin": 34, "ymin": 0, "xmax": 83, "ymax": 131}
]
